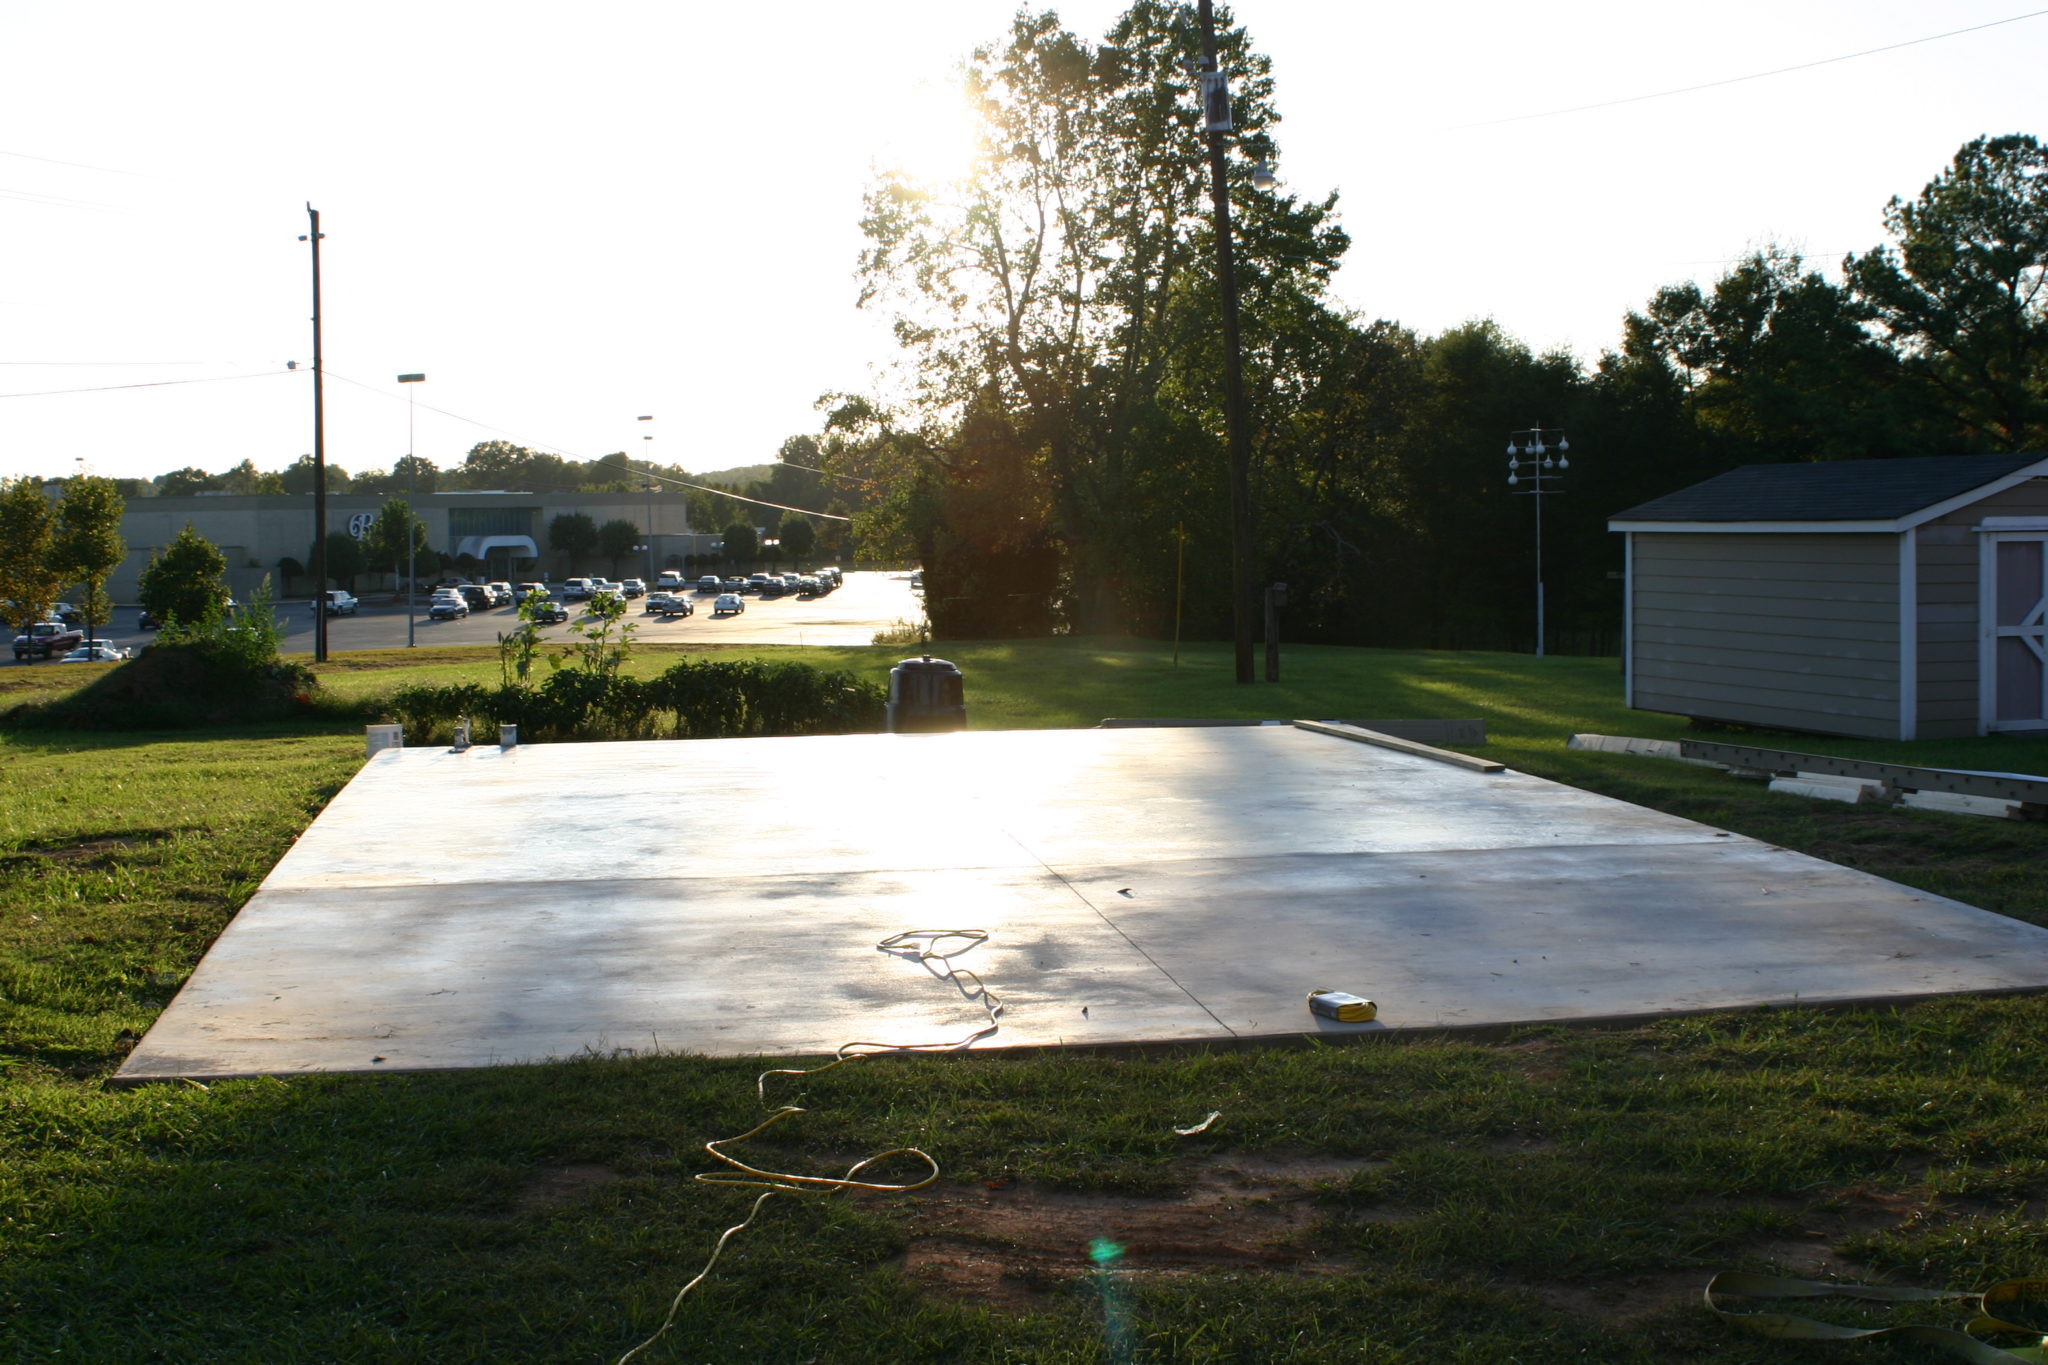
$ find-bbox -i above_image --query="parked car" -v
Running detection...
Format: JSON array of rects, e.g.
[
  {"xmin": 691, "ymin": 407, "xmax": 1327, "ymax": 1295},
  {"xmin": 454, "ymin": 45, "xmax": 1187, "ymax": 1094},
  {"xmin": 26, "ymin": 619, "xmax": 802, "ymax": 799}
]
[
  {"xmin": 643, "ymin": 591, "xmax": 677, "ymax": 613},
  {"xmin": 428, "ymin": 591, "xmax": 469, "ymax": 620},
  {"xmin": 723, "ymin": 577, "xmax": 747, "ymax": 593},
  {"xmin": 322, "ymin": 590, "xmax": 359, "ymax": 616},
  {"xmin": 517, "ymin": 582, "xmax": 549, "ymax": 602},
  {"xmin": 712, "ymin": 593, "xmax": 745, "ymax": 617},
  {"xmin": 458, "ymin": 584, "xmax": 494, "ymax": 611},
  {"xmin": 560, "ymin": 577, "xmax": 596, "ymax": 600},
  {"xmin": 657, "ymin": 570, "xmax": 689, "ymax": 590},
  {"xmin": 526, "ymin": 596, "xmax": 569, "ymax": 623},
  {"xmin": 698, "ymin": 574, "xmax": 723, "ymax": 593},
  {"xmin": 619, "ymin": 578, "xmax": 647, "ymax": 599},
  {"xmin": 485, "ymin": 581, "xmax": 514, "ymax": 606},
  {"xmin": 58, "ymin": 641, "xmax": 129, "ymax": 663},
  {"xmin": 654, "ymin": 594, "xmax": 694, "ymax": 618}
]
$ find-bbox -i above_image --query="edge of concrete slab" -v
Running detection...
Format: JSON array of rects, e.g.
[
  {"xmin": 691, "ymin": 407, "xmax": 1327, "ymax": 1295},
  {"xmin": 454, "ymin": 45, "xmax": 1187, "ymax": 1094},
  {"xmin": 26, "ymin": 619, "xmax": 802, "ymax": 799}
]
[{"xmin": 106, "ymin": 981, "xmax": 2048, "ymax": 1089}]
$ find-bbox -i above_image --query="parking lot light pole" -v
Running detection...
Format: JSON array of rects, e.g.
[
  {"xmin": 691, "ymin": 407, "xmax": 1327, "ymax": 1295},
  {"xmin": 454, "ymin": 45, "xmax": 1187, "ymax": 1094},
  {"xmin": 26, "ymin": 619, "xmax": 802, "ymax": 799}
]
[
  {"xmin": 400, "ymin": 373, "xmax": 426, "ymax": 647},
  {"xmin": 1505, "ymin": 422, "xmax": 1568, "ymax": 658},
  {"xmin": 638, "ymin": 416, "xmax": 655, "ymax": 580}
]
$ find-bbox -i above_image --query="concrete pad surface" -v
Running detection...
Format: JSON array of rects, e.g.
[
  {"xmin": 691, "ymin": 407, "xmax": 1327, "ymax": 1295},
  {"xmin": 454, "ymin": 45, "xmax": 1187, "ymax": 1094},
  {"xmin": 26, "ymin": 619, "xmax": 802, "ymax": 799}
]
[{"xmin": 120, "ymin": 725, "xmax": 2048, "ymax": 1082}]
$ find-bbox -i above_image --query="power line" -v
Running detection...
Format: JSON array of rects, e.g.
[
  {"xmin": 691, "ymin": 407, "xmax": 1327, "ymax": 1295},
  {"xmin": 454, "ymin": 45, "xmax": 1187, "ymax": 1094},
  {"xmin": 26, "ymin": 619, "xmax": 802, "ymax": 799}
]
[
  {"xmin": 1454, "ymin": 8, "xmax": 2048, "ymax": 130},
  {"xmin": 0, "ymin": 369, "xmax": 291, "ymax": 400},
  {"xmin": 0, "ymin": 147, "xmax": 146, "ymax": 176},
  {"xmin": 327, "ymin": 369, "xmax": 852, "ymax": 522},
  {"xmin": 598, "ymin": 457, "xmax": 853, "ymax": 523}
]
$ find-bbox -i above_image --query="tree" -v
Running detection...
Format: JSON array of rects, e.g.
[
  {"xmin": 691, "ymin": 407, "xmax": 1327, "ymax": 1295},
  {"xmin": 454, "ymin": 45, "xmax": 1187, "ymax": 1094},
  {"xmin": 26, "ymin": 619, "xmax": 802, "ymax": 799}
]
[
  {"xmin": 1846, "ymin": 134, "xmax": 2048, "ymax": 450},
  {"xmin": 780, "ymin": 516, "xmax": 816, "ymax": 567},
  {"xmin": 280, "ymin": 454, "xmax": 352, "ymax": 494},
  {"xmin": 549, "ymin": 512, "xmax": 599, "ymax": 570},
  {"xmin": 597, "ymin": 518, "xmax": 640, "ymax": 575},
  {"xmin": 319, "ymin": 531, "xmax": 366, "ymax": 590},
  {"xmin": 721, "ymin": 522, "xmax": 758, "ymax": 565},
  {"xmin": 0, "ymin": 477, "xmax": 64, "ymax": 628},
  {"xmin": 1623, "ymin": 247, "xmax": 1916, "ymax": 461},
  {"xmin": 851, "ymin": 3, "xmax": 1346, "ymax": 636},
  {"xmin": 364, "ymin": 500, "xmax": 430, "ymax": 585},
  {"xmin": 219, "ymin": 459, "xmax": 285, "ymax": 495},
  {"xmin": 51, "ymin": 475, "xmax": 126, "ymax": 642},
  {"xmin": 157, "ymin": 466, "xmax": 221, "ymax": 498},
  {"xmin": 136, "ymin": 525, "xmax": 229, "ymax": 627}
]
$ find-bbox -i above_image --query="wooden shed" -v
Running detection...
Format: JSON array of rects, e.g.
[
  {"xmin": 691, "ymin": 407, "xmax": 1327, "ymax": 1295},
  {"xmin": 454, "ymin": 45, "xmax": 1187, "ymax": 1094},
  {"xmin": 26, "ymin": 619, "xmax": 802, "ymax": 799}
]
[{"xmin": 1608, "ymin": 453, "xmax": 2048, "ymax": 740}]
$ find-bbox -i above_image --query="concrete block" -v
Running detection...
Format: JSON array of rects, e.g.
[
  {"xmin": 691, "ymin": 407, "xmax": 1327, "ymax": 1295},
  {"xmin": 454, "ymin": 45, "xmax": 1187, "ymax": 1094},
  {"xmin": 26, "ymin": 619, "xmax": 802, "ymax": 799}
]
[{"xmin": 1901, "ymin": 790, "xmax": 2022, "ymax": 820}]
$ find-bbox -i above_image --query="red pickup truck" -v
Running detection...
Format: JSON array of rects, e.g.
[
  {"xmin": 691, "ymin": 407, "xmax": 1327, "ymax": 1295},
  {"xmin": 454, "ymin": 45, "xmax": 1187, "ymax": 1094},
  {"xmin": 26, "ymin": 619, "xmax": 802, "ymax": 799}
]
[{"xmin": 12, "ymin": 621, "xmax": 85, "ymax": 661}]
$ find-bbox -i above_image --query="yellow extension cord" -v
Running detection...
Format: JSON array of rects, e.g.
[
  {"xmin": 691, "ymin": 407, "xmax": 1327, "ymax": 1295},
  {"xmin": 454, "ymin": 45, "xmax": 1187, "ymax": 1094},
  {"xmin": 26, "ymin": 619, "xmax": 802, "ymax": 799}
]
[
  {"xmin": 615, "ymin": 929, "xmax": 1004, "ymax": 1364},
  {"xmin": 1706, "ymin": 1271, "xmax": 2048, "ymax": 1362}
]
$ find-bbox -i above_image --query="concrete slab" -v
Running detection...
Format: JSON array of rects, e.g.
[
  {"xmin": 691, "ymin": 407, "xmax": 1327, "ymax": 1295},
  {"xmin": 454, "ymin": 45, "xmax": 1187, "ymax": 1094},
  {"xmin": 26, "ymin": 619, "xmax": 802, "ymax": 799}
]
[{"xmin": 120, "ymin": 726, "xmax": 2048, "ymax": 1082}]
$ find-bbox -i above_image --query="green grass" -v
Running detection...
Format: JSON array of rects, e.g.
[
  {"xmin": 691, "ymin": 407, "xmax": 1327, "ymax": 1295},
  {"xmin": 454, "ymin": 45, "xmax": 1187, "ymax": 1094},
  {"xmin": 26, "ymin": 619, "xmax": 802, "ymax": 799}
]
[{"xmin": 4, "ymin": 639, "xmax": 2048, "ymax": 1362}]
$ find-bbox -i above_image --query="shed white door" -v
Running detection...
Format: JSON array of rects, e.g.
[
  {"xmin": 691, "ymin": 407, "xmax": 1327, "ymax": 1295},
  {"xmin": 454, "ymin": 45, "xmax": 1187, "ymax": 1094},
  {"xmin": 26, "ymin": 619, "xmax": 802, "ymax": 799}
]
[{"xmin": 1984, "ymin": 534, "xmax": 2048, "ymax": 731}]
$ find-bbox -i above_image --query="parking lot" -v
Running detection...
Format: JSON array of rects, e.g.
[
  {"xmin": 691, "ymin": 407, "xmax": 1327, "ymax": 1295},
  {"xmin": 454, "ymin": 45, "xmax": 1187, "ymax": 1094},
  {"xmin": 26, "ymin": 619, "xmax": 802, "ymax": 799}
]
[{"xmin": 7, "ymin": 571, "xmax": 925, "ymax": 664}]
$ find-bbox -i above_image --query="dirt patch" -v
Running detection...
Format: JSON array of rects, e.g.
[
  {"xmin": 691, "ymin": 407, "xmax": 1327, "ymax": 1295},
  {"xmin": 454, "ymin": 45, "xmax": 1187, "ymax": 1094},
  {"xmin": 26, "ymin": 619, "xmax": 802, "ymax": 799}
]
[
  {"xmin": 1535, "ymin": 1268, "xmax": 1711, "ymax": 1327},
  {"xmin": 892, "ymin": 1153, "xmax": 1378, "ymax": 1308},
  {"xmin": 512, "ymin": 1162, "xmax": 621, "ymax": 1215}
]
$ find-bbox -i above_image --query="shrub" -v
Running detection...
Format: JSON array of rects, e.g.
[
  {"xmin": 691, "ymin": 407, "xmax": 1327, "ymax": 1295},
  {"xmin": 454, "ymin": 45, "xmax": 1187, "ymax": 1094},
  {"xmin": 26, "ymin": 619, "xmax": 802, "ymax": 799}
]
[{"xmin": 371, "ymin": 659, "xmax": 886, "ymax": 745}]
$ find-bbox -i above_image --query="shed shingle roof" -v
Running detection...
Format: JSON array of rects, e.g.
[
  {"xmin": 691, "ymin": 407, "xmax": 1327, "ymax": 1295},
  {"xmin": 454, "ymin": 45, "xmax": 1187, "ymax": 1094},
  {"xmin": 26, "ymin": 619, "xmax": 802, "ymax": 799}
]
[{"xmin": 1610, "ymin": 453, "xmax": 2046, "ymax": 524}]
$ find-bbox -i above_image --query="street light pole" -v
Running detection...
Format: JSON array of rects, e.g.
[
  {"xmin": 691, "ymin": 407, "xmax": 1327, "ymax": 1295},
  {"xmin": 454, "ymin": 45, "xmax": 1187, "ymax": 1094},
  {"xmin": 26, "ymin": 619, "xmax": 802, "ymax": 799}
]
[
  {"xmin": 399, "ymin": 373, "xmax": 425, "ymax": 647},
  {"xmin": 1195, "ymin": 0, "xmax": 1270, "ymax": 685},
  {"xmin": 638, "ymin": 415, "xmax": 654, "ymax": 581},
  {"xmin": 1505, "ymin": 423, "xmax": 1569, "ymax": 658}
]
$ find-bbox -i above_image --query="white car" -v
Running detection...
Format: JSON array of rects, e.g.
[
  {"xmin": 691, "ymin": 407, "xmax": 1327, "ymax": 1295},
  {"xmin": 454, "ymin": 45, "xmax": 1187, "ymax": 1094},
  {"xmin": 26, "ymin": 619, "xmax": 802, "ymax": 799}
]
[
  {"xmin": 711, "ymin": 593, "xmax": 745, "ymax": 617},
  {"xmin": 322, "ymin": 590, "xmax": 359, "ymax": 616},
  {"xmin": 58, "ymin": 642, "xmax": 129, "ymax": 663}
]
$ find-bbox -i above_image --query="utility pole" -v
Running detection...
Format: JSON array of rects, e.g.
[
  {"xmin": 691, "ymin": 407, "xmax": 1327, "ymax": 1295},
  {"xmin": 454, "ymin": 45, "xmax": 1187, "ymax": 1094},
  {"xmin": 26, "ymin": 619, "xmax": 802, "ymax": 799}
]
[
  {"xmin": 1197, "ymin": 0, "xmax": 1256, "ymax": 684},
  {"xmin": 400, "ymin": 373, "xmax": 426, "ymax": 647},
  {"xmin": 301, "ymin": 205, "xmax": 329, "ymax": 663}
]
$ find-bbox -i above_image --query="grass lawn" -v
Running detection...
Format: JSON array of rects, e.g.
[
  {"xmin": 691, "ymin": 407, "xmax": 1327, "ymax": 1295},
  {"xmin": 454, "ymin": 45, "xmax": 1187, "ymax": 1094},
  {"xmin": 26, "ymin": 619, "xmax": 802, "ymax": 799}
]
[{"xmin": 4, "ymin": 638, "xmax": 2048, "ymax": 1362}]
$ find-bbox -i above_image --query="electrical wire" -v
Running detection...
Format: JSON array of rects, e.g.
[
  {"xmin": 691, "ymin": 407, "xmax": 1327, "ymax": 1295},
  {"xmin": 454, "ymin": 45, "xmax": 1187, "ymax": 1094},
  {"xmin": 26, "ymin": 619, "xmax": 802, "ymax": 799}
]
[
  {"xmin": 614, "ymin": 929, "xmax": 1002, "ymax": 1365},
  {"xmin": 0, "ymin": 369, "xmax": 292, "ymax": 400},
  {"xmin": 1453, "ymin": 8, "xmax": 2048, "ymax": 130},
  {"xmin": 323, "ymin": 369, "xmax": 854, "ymax": 522},
  {"xmin": 596, "ymin": 458, "xmax": 855, "ymax": 523}
]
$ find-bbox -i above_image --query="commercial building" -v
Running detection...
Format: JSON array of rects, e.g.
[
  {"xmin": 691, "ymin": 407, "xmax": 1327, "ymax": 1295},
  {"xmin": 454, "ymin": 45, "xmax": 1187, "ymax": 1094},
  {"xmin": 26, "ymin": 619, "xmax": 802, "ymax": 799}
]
[{"xmin": 108, "ymin": 489, "xmax": 716, "ymax": 601}]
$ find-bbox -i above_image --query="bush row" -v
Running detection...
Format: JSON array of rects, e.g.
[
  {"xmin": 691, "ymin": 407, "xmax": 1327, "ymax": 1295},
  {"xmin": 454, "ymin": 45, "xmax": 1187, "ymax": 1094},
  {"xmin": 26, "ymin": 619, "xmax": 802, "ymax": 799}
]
[{"xmin": 386, "ymin": 657, "xmax": 887, "ymax": 744}]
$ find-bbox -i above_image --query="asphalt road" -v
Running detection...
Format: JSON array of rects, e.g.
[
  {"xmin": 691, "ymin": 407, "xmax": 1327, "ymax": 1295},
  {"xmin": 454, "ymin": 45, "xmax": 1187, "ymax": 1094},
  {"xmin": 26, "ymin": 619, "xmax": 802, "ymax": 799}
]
[{"xmin": 8, "ymin": 572, "xmax": 925, "ymax": 665}]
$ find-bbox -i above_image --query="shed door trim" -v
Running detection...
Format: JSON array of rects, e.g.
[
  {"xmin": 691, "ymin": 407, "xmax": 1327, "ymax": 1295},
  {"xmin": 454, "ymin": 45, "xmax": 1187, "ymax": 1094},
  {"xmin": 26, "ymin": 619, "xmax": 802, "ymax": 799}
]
[{"xmin": 1979, "ymin": 529, "xmax": 2048, "ymax": 733}]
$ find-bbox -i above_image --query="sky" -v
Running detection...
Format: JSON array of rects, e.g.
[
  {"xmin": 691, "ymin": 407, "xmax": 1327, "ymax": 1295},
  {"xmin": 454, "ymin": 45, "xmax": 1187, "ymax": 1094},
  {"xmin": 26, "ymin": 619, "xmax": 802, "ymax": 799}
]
[{"xmin": 3, "ymin": 1, "xmax": 2046, "ymax": 485}]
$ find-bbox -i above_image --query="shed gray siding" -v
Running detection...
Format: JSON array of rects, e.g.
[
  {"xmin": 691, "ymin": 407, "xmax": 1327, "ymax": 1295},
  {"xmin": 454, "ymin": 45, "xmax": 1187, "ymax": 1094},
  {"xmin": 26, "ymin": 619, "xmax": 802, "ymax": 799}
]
[
  {"xmin": 1915, "ymin": 476, "xmax": 2048, "ymax": 738},
  {"xmin": 1631, "ymin": 532, "xmax": 1900, "ymax": 738}
]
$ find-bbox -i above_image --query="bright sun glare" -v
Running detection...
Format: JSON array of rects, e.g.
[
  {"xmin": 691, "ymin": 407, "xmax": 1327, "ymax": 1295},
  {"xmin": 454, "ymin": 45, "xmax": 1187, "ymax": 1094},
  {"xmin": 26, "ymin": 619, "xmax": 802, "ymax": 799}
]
[{"xmin": 877, "ymin": 82, "xmax": 981, "ymax": 186}]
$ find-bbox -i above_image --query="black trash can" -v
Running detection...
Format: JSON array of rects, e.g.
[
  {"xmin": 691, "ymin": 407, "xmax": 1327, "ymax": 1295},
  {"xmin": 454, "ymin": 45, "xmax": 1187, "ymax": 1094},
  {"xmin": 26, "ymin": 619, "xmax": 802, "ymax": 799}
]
[{"xmin": 887, "ymin": 655, "xmax": 966, "ymax": 733}]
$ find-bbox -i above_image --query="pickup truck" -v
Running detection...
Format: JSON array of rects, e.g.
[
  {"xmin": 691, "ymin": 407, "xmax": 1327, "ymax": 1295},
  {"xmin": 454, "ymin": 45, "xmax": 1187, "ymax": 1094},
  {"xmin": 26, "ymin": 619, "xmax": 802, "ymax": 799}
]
[{"xmin": 13, "ymin": 620, "xmax": 85, "ymax": 661}]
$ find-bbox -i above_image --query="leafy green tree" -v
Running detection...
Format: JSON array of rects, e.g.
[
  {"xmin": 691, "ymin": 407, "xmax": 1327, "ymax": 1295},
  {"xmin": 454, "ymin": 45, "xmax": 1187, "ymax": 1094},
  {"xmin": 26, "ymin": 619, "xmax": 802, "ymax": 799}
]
[
  {"xmin": 219, "ymin": 459, "xmax": 285, "ymax": 495},
  {"xmin": 157, "ymin": 467, "xmax": 222, "ymax": 497},
  {"xmin": 0, "ymin": 477, "xmax": 64, "ymax": 628},
  {"xmin": 597, "ymin": 518, "xmax": 640, "ymax": 575},
  {"xmin": 549, "ymin": 512, "xmax": 599, "ymax": 570},
  {"xmin": 780, "ymin": 516, "xmax": 816, "ymax": 567},
  {"xmin": 51, "ymin": 475, "xmax": 126, "ymax": 641},
  {"xmin": 1622, "ymin": 247, "xmax": 1916, "ymax": 461},
  {"xmin": 1846, "ymin": 134, "xmax": 2048, "ymax": 450},
  {"xmin": 364, "ymin": 500, "xmax": 431, "ymax": 585},
  {"xmin": 851, "ymin": 3, "xmax": 1345, "ymax": 636},
  {"xmin": 280, "ymin": 455, "xmax": 351, "ymax": 494},
  {"xmin": 319, "ymin": 531, "xmax": 366, "ymax": 590},
  {"xmin": 137, "ymin": 525, "xmax": 229, "ymax": 627},
  {"xmin": 720, "ymin": 522, "xmax": 758, "ymax": 566}
]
